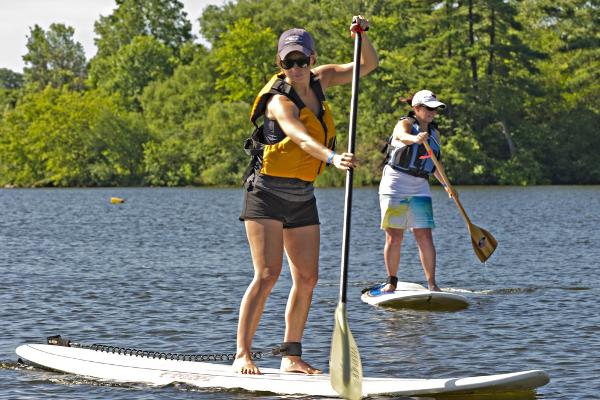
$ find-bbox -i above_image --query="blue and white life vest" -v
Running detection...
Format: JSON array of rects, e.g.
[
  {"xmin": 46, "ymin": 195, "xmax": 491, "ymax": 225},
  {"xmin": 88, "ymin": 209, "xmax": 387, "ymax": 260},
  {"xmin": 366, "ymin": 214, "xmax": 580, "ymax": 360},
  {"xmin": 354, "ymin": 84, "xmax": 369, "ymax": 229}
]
[{"xmin": 384, "ymin": 116, "xmax": 441, "ymax": 179}]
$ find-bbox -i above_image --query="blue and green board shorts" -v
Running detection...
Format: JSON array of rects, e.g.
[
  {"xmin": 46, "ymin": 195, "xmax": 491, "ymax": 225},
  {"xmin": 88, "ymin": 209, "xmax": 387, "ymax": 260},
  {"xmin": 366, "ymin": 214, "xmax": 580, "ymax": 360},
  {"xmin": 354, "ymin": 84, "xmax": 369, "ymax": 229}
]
[{"xmin": 379, "ymin": 195, "xmax": 435, "ymax": 230}]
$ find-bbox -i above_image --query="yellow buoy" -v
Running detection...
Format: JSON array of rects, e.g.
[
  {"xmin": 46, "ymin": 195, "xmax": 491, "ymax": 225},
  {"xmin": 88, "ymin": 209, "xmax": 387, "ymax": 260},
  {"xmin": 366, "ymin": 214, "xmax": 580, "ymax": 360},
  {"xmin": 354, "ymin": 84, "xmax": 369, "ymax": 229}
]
[{"xmin": 110, "ymin": 197, "xmax": 125, "ymax": 204}]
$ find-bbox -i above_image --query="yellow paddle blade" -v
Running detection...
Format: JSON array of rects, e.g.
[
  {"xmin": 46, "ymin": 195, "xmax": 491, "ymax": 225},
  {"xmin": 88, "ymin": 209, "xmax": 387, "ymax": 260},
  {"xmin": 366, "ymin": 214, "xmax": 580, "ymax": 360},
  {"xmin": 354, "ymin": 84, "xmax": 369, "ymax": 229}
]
[
  {"xmin": 330, "ymin": 303, "xmax": 362, "ymax": 399},
  {"xmin": 469, "ymin": 225, "xmax": 498, "ymax": 263}
]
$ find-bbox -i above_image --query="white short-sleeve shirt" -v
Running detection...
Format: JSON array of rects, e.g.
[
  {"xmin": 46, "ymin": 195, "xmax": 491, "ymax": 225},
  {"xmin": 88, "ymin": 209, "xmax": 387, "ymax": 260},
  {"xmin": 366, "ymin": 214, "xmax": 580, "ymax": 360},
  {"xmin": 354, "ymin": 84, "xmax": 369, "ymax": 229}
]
[{"xmin": 379, "ymin": 165, "xmax": 431, "ymax": 197}]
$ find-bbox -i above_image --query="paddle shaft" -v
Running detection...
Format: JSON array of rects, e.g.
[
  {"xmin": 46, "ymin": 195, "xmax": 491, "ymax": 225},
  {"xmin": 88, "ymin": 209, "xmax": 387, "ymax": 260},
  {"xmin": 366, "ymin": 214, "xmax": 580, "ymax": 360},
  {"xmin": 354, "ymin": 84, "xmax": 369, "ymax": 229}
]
[
  {"xmin": 338, "ymin": 31, "xmax": 362, "ymax": 304},
  {"xmin": 330, "ymin": 31, "xmax": 364, "ymax": 400},
  {"xmin": 423, "ymin": 141, "xmax": 474, "ymax": 227},
  {"xmin": 423, "ymin": 141, "xmax": 498, "ymax": 262}
]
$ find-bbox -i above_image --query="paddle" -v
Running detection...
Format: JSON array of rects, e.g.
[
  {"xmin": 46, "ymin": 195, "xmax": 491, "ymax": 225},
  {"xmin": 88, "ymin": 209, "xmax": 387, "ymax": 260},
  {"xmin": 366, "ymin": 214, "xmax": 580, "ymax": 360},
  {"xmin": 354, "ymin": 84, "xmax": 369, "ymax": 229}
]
[
  {"xmin": 423, "ymin": 141, "xmax": 498, "ymax": 263},
  {"xmin": 329, "ymin": 29, "xmax": 363, "ymax": 400}
]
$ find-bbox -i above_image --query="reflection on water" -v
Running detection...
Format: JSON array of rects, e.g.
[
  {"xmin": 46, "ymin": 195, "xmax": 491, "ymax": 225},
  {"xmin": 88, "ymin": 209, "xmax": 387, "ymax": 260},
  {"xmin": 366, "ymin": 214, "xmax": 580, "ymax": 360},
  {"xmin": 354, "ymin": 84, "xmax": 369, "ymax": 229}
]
[{"xmin": 1, "ymin": 186, "xmax": 600, "ymax": 399}]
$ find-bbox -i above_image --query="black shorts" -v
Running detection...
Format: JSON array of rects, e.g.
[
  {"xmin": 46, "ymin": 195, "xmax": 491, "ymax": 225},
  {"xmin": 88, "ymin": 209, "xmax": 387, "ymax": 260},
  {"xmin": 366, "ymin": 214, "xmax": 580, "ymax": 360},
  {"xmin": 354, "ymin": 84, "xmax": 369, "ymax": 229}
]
[{"xmin": 239, "ymin": 185, "xmax": 320, "ymax": 229}]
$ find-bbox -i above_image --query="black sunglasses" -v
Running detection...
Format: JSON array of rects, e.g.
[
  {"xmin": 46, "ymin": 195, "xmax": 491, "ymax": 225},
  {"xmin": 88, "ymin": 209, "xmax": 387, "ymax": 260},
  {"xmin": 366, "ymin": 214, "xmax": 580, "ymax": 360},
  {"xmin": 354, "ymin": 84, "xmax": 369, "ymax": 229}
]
[
  {"xmin": 280, "ymin": 56, "xmax": 310, "ymax": 70},
  {"xmin": 424, "ymin": 106, "xmax": 439, "ymax": 111}
]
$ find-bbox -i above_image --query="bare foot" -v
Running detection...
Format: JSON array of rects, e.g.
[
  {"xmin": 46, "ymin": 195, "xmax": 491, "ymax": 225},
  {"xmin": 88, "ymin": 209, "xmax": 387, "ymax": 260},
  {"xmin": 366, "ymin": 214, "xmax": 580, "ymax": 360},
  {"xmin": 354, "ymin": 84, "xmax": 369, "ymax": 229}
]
[
  {"xmin": 233, "ymin": 355, "xmax": 261, "ymax": 375},
  {"xmin": 429, "ymin": 284, "xmax": 441, "ymax": 292},
  {"xmin": 383, "ymin": 283, "xmax": 396, "ymax": 292},
  {"xmin": 280, "ymin": 356, "xmax": 322, "ymax": 374}
]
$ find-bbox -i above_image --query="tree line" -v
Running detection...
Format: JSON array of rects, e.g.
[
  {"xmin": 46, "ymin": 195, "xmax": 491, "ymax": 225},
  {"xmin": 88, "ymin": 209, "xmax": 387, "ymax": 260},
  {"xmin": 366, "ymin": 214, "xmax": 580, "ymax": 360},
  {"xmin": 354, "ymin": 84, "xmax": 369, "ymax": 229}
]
[{"xmin": 0, "ymin": 0, "xmax": 598, "ymax": 187}]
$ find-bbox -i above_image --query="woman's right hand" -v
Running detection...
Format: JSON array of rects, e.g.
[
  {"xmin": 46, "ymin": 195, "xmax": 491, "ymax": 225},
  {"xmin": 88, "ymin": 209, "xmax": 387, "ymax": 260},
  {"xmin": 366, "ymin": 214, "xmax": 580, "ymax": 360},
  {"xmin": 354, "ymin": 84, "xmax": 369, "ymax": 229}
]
[
  {"xmin": 333, "ymin": 152, "xmax": 356, "ymax": 170},
  {"xmin": 414, "ymin": 131, "xmax": 429, "ymax": 144}
]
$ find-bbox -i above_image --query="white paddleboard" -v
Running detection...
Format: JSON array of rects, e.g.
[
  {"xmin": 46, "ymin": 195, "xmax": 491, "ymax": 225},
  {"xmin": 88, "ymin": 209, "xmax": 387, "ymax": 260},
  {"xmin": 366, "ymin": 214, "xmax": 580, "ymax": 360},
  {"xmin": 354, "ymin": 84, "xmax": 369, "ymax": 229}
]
[
  {"xmin": 16, "ymin": 343, "xmax": 549, "ymax": 397},
  {"xmin": 361, "ymin": 281, "xmax": 469, "ymax": 310}
]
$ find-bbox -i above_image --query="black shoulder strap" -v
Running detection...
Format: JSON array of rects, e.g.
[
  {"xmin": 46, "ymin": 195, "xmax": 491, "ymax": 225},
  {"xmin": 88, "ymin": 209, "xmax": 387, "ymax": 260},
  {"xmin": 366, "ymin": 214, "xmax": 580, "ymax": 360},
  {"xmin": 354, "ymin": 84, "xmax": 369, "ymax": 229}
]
[
  {"xmin": 250, "ymin": 75, "xmax": 303, "ymax": 127},
  {"xmin": 270, "ymin": 73, "xmax": 325, "ymax": 111},
  {"xmin": 403, "ymin": 112, "xmax": 437, "ymax": 131},
  {"xmin": 269, "ymin": 78, "xmax": 305, "ymax": 112},
  {"xmin": 256, "ymin": 73, "xmax": 325, "ymax": 123},
  {"xmin": 401, "ymin": 113, "xmax": 416, "ymax": 123},
  {"xmin": 309, "ymin": 74, "xmax": 326, "ymax": 102}
]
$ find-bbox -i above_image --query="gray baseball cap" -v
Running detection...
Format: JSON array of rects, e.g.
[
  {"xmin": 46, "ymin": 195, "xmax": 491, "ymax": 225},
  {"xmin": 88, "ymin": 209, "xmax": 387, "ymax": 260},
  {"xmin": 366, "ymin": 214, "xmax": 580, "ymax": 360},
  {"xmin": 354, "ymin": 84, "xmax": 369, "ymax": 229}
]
[{"xmin": 277, "ymin": 28, "xmax": 315, "ymax": 59}]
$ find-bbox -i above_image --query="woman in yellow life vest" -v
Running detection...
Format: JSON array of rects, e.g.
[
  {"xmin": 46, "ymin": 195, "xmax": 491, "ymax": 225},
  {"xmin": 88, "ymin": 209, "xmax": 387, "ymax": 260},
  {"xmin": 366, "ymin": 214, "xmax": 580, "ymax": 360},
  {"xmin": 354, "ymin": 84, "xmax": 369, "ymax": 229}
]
[{"xmin": 235, "ymin": 16, "xmax": 378, "ymax": 375}]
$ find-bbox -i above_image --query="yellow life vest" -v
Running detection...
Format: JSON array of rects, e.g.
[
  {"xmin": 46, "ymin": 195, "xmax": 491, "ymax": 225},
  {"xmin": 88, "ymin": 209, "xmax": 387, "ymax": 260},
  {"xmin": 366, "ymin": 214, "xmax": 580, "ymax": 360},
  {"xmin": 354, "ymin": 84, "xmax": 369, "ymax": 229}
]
[{"xmin": 247, "ymin": 73, "xmax": 336, "ymax": 182}]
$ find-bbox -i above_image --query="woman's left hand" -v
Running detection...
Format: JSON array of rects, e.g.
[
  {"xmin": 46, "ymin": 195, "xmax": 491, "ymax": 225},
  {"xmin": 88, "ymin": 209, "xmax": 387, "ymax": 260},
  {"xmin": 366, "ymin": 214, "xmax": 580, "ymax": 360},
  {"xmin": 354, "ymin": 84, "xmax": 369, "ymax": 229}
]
[
  {"xmin": 444, "ymin": 185, "xmax": 458, "ymax": 199},
  {"xmin": 350, "ymin": 15, "xmax": 369, "ymax": 36}
]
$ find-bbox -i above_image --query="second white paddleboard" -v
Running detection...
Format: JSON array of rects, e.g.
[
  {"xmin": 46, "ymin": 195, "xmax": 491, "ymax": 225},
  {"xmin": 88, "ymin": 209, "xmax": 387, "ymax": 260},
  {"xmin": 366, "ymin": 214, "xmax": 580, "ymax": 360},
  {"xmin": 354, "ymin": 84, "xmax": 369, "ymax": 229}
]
[{"xmin": 361, "ymin": 281, "xmax": 469, "ymax": 310}]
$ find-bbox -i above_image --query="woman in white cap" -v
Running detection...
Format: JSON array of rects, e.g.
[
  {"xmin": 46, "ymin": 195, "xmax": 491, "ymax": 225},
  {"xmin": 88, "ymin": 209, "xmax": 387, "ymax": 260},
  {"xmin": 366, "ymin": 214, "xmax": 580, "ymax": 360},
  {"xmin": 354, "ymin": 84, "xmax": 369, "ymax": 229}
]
[
  {"xmin": 368, "ymin": 90, "xmax": 456, "ymax": 295},
  {"xmin": 234, "ymin": 16, "xmax": 378, "ymax": 375}
]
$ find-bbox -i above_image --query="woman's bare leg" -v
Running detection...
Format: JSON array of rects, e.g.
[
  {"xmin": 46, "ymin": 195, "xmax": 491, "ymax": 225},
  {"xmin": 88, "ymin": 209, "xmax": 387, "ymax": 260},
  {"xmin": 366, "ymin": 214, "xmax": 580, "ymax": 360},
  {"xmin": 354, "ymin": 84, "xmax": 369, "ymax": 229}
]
[
  {"xmin": 279, "ymin": 224, "xmax": 321, "ymax": 374},
  {"xmin": 413, "ymin": 228, "xmax": 440, "ymax": 291},
  {"xmin": 383, "ymin": 228, "xmax": 404, "ymax": 291},
  {"xmin": 233, "ymin": 219, "xmax": 283, "ymax": 374}
]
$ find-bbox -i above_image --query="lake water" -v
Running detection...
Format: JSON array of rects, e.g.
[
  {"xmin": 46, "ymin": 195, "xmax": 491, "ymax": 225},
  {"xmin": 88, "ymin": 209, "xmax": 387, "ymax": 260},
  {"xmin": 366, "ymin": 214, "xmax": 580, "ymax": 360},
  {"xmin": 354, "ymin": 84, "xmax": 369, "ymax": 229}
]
[{"xmin": 1, "ymin": 186, "xmax": 599, "ymax": 399}]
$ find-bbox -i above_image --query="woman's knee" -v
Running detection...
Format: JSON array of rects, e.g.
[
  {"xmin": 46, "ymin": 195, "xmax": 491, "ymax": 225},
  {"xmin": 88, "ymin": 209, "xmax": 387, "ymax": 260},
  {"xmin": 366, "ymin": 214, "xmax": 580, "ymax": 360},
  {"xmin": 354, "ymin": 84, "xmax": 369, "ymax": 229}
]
[
  {"xmin": 413, "ymin": 229, "xmax": 434, "ymax": 245},
  {"xmin": 254, "ymin": 266, "xmax": 282, "ymax": 289},
  {"xmin": 294, "ymin": 270, "xmax": 319, "ymax": 290},
  {"xmin": 385, "ymin": 229, "xmax": 404, "ymax": 246}
]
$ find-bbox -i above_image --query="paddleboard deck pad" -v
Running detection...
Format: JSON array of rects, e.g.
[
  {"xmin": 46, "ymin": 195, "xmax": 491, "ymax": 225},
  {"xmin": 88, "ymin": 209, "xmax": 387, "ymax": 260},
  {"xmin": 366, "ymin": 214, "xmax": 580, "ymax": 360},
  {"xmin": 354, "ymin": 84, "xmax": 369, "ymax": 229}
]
[
  {"xmin": 16, "ymin": 337, "xmax": 549, "ymax": 397},
  {"xmin": 361, "ymin": 281, "xmax": 469, "ymax": 310}
]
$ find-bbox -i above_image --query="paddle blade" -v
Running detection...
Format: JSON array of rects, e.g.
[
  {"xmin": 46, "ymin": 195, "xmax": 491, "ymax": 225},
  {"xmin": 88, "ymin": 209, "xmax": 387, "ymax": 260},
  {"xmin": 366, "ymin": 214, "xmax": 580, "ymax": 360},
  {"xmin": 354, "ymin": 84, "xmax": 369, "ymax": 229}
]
[
  {"xmin": 330, "ymin": 303, "xmax": 362, "ymax": 399},
  {"xmin": 470, "ymin": 225, "xmax": 498, "ymax": 263}
]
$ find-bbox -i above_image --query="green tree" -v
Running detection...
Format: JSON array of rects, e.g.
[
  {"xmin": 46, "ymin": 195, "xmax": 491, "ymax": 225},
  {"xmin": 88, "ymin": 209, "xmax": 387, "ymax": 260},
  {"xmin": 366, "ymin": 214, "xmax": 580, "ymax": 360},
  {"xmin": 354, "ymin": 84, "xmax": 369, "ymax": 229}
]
[
  {"xmin": 0, "ymin": 68, "xmax": 23, "ymax": 89},
  {"xmin": 199, "ymin": 0, "xmax": 316, "ymax": 47},
  {"xmin": 194, "ymin": 102, "xmax": 250, "ymax": 185},
  {"xmin": 89, "ymin": 0, "xmax": 194, "ymax": 110},
  {"xmin": 22, "ymin": 24, "xmax": 87, "ymax": 91},
  {"xmin": 141, "ymin": 45, "xmax": 215, "ymax": 134},
  {"xmin": 0, "ymin": 68, "xmax": 24, "ymax": 112},
  {"xmin": 0, "ymin": 87, "xmax": 149, "ymax": 186},
  {"xmin": 3, "ymin": 0, "xmax": 599, "ymax": 186},
  {"xmin": 94, "ymin": 0, "xmax": 193, "ymax": 57},
  {"xmin": 519, "ymin": 0, "xmax": 600, "ymax": 183},
  {"xmin": 141, "ymin": 97, "xmax": 249, "ymax": 186},
  {"xmin": 142, "ymin": 135, "xmax": 199, "ymax": 186},
  {"xmin": 212, "ymin": 18, "xmax": 277, "ymax": 103},
  {"xmin": 362, "ymin": 0, "xmax": 549, "ymax": 184},
  {"xmin": 90, "ymin": 36, "xmax": 176, "ymax": 110}
]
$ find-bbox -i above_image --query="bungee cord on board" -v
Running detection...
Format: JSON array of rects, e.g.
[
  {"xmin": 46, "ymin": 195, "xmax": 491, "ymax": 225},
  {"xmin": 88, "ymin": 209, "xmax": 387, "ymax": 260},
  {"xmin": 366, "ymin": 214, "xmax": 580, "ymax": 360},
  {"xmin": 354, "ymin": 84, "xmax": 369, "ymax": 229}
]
[{"xmin": 46, "ymin": 335, "xmax": 262, "ymax": 362}]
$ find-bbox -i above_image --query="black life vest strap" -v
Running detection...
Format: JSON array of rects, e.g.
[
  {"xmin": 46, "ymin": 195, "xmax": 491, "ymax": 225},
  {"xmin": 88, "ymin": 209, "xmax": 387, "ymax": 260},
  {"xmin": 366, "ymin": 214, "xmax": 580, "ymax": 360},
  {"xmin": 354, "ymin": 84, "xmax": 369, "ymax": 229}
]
[
  {"xmin": 269, "ymin": 78, "xmax": 304, "ymax": 110},
  {"xmin": 310, "ymin": 74, "xmax": 325, "ymax": 103},
  {"xmin": 251, "ymin": 75, "xmax": 308, "ymax": 127}
]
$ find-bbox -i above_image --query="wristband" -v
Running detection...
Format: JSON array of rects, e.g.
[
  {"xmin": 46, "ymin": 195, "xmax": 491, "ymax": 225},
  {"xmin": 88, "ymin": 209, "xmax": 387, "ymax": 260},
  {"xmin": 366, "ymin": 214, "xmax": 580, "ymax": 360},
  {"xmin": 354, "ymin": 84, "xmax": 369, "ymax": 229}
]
[{"xmin": 326, "ymin": 151, "xmax": 336, "ymax": 164}]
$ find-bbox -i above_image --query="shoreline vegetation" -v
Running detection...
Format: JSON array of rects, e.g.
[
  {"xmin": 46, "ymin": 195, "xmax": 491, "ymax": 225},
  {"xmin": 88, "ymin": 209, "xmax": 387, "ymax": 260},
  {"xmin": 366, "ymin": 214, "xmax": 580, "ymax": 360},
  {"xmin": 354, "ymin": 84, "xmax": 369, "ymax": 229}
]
[{"xmin": 1, "ymin": 0, "xmax": 598, "ymax": 188}]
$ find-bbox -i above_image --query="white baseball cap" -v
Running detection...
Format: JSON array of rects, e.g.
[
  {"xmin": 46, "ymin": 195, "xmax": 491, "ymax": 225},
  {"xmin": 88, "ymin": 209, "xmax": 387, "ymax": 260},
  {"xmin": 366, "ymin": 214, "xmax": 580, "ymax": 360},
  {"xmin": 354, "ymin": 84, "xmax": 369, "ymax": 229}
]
[{"xmin": 411, "ymin": 90, "xmax": 446, "ymax": 109}]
